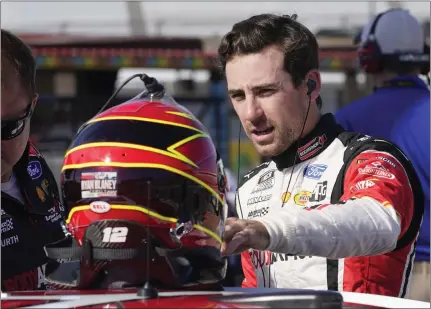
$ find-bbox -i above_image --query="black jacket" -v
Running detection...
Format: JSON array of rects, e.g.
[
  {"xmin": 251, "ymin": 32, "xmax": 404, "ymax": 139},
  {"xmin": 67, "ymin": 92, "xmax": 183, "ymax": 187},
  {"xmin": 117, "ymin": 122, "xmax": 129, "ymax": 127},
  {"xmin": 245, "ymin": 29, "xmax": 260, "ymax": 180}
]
[{"xmin": 1, "ymin": 142, "xmax": 66, "ymax": 291}]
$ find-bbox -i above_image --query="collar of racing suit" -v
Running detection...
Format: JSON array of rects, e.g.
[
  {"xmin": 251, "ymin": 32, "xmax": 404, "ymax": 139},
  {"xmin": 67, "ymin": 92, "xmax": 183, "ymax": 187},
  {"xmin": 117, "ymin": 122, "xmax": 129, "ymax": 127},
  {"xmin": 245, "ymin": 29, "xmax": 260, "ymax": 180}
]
[{"xmin": 272, "ymin": 113, "xmax": 345, "ymax": 170}]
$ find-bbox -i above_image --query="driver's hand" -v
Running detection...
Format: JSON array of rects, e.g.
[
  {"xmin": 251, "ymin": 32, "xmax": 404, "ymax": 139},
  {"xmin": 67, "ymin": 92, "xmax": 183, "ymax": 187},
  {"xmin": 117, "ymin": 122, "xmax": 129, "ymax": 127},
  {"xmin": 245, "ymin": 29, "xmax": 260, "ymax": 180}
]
[{"xmin": 221, "ymin": 217, "xmax": 270, "ymax": 256}]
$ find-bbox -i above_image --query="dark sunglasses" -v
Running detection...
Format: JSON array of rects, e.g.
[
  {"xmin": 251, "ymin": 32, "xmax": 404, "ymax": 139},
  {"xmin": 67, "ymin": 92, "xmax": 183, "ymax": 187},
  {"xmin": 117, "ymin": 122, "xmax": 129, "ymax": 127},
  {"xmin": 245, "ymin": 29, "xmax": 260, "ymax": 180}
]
[{"xmin": 2, "ymin": 103, "xmax": 34, "ymax": 140}]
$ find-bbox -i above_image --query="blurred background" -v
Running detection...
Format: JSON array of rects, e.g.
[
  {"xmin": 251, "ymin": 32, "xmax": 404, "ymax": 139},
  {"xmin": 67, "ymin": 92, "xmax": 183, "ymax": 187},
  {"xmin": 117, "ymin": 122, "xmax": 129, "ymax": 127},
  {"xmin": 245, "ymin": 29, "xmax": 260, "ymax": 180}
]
[{"xmin": 2, "ymin": 1, "xmax": 430, "ymax": 182}]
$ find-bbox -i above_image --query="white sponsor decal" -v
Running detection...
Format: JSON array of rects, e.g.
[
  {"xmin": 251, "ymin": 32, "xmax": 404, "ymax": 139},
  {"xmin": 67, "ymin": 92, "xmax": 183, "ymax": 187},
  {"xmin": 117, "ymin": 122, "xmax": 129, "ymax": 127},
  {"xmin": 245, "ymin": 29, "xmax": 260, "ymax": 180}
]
[
  {"xmin": 102, "ymin": 227, "xmax": 128, "ymax": 243},
  {"xmin": 370, "ymin": 161, "xmax": 388, "ymax": 171},
  {"xmin": 247, "ymin": 207, "xmax": 269, "ymax": 219},
  {"xmin": 54, "ymin": 258, "xmax": 73, "ymax": 264},
  {"xmin": 376, "ymin": 156, "xmax": 397, "ymax": 168},
  {"xmin": 44, "ymin": 206, "xmax": 63, "ymax": 223},
  {"xmin": 244, "ymin": 171, "xmax": 253, "ymax": 179},
  {"xmin": 252, "ymin": 178, "xmax": 275, "ymax": 193},
  {"xmin": 90, "ymin": 201, "xmax": 111, "ymax": 214},
  {"xmin": 358, "ymin": 167, "xmax": 395, "ymax": 180},
  {"xmin": 1, "ymin": 218, "xmax": 14, "ymax": 233},
  {"xmin": 350, "ymin": 180, "xmax": 376, "ymax": 193},
  {"xmin": 247, "ymin": 195, "xmax": 272, "ymax": 205},
  {"xmin": 258, "ymin": 170, "xmax": 275, "ymax": 183},
  {"xmin": 357, "ymin": 135, "xmax": 371, "ymax": 142},
  {"xmin": 37, "ymin": 264, "xmax": 47, "ymax": 289},
  {"xmin": 1, "ymin": 235, "xmax": 19, "ymax": 247},
  {"xmin": 45, "ymin": 213, "xmax": 62, "ymax": 223},
  {"xmin": 81, "ymin": 172, "xmax": 118, "ymax": 198}
]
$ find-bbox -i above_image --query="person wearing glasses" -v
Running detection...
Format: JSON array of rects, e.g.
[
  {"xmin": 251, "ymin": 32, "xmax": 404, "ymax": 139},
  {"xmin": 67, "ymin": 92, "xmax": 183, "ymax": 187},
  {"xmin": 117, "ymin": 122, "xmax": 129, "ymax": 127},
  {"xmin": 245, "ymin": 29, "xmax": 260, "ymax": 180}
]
[{"xmin": 1, "ymin": 29, "xmax": 67, "ymax": 291}]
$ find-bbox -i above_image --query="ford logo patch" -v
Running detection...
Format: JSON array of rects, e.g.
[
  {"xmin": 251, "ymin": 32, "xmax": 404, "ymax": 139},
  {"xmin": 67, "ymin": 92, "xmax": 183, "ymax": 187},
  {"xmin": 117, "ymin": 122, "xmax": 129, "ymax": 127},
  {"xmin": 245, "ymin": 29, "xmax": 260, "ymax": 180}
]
[
  {"xmin": 304, "ymin": 164, "xmax": 327, "ymax": 180},
  {"xmin": 27, "ymin": 161, "xmax": 42, "ymax": 180}
]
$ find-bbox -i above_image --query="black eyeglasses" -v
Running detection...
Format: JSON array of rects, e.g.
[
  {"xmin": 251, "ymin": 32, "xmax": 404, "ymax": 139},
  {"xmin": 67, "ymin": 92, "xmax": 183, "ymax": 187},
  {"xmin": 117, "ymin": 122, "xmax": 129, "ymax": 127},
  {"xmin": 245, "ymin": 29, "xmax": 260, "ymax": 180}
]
[{"xmin": 2, "ymin": 103, "xmax": 34, "ymax": 140}]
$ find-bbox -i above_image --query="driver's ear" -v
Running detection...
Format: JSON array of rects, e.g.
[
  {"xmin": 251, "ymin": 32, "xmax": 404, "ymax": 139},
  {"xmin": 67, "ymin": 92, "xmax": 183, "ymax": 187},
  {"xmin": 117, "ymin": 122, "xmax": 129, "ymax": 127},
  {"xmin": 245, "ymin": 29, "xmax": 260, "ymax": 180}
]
[
  {"xmin": 32, "ymin": 93, "xmax": 39, "ymax": 105},
  {"xmin": 30, "ymin": 93, "xmax": 39, "ymax": 116},
  {"xmin": 304, "ymin": 70, "xmax": 321, "ymax": 101}
]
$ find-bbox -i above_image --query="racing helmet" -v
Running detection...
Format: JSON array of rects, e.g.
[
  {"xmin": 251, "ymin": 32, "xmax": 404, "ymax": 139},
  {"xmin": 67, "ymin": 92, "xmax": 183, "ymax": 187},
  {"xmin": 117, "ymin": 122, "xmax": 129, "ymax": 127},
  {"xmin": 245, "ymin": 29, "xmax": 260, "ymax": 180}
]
[{"xmin": 45, "ymin": 86, "xmax": 228, "ymax": 290}]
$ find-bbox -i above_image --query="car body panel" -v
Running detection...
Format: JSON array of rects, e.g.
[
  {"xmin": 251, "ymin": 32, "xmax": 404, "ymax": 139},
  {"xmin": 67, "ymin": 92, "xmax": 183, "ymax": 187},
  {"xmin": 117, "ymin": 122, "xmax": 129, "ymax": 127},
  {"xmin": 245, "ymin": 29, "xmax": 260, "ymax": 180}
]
[{"xmin": 2, "ymin": 288, "xmax": 430, "ymax": 309}]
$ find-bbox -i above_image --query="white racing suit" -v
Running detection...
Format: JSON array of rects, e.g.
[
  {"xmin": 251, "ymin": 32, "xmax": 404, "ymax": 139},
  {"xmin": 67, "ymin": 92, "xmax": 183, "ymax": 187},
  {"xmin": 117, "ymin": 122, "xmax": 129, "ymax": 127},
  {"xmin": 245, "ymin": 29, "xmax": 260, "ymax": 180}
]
[{"xmin": 236, "ymin": 114, "xmax": 423, "ymax": 298}]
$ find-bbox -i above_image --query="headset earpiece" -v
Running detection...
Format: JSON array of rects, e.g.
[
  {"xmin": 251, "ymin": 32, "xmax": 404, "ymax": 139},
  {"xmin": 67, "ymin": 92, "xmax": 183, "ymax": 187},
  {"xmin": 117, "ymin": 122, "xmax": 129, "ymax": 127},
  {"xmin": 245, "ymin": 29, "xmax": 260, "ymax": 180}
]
[
  {"xmin": 307, "ymin": 79, "xmax": 316, "ymax": 96},
  {"xmin": 358, "ymin": 12, "xmax": 385, "ymax": 73}
]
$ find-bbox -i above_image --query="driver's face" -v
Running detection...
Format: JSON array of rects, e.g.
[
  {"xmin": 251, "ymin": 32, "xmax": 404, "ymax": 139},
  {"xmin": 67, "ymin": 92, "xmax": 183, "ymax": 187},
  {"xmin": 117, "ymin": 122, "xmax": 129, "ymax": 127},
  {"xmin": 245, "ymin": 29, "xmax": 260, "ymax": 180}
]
[
  {"xmin": 225, "ymin": 46, "xmax": 309, "ymax": 157},
  {"xmin": 1, "ymin": 61, "xmax": 36, "ymax": 182}
]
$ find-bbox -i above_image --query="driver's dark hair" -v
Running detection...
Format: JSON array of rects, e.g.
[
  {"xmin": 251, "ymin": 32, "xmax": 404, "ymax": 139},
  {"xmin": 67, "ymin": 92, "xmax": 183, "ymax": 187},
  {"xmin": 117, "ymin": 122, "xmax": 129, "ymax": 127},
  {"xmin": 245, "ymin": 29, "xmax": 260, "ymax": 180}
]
[
  {"xmin": 1, "ymin": 29, "xmax": 36, "ymax": 96},
  {"xmin": 217, "ymin": 14, "xmax": 320, "ymax": 90}
]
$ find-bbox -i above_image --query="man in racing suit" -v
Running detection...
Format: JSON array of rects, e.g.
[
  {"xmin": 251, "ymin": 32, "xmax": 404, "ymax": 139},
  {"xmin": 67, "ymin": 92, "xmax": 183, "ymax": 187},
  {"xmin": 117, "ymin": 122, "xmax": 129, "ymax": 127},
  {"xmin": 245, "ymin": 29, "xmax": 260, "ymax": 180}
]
[
  {"xmin": 217, "ymin": 14, "xmax": 423, "ymax": 297},
  {"xmin": 1, "ymin": 29, "xmax": 66, "ymax": 291},
  {"xmin": 2, "ymin": 143, "xmax": 67, "ymax": 291},
  {"xmin": 230, "ymin": 115, "xmax": 422, "ymax": 297}
]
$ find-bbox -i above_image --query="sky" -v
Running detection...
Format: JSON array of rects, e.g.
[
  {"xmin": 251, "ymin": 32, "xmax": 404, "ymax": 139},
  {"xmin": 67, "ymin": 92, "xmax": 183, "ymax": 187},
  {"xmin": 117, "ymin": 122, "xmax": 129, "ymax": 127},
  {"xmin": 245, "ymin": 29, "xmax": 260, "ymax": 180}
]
[{"xmin": 2, "ymin": 1, "xmax": 430, "ymax": 37}]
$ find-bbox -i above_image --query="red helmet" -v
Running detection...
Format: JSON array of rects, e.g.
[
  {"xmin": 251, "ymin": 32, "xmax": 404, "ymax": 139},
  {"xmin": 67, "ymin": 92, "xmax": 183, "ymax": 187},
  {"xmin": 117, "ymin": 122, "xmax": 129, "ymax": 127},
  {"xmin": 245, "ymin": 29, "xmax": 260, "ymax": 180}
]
[{"xmin": 45, "ymin": 97, "xmax": 228, "ymax": 290}]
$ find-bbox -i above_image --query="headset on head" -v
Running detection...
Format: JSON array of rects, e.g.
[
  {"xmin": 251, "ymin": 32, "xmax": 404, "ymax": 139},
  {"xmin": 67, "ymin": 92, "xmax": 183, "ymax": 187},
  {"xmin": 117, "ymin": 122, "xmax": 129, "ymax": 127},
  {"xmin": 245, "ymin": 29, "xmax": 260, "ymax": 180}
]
[{"xmin": 357, "ymin": 9, "xmax": 430, "ymax": 75}]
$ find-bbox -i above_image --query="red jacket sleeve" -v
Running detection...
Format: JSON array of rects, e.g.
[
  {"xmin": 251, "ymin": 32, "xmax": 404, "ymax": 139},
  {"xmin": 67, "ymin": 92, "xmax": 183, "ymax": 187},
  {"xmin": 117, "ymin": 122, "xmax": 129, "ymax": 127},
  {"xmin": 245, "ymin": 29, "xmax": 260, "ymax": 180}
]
[
  {"xmin": 340, "ymin": 150, "xmax": 414, "ymax": 239},
  {"xmin": 241, "ymin": 251, "xmax": 257, "ymax": 288}
]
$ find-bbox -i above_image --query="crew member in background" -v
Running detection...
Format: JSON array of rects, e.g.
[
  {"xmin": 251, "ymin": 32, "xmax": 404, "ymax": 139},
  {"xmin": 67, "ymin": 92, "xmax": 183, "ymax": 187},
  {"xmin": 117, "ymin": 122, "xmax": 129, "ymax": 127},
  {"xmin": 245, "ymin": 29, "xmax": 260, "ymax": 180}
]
[
  {"xmin": 390, "ymin": 97, "xmax": 430, "ymax": 302},
  {"xmin": 335, "ymin": 9, "xmax": 430, "ymax": 301},
  {"xmin": 1, "ymin": 29, "xmax": 66, "ymax": 291}
]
